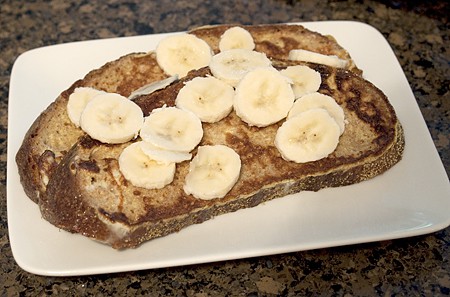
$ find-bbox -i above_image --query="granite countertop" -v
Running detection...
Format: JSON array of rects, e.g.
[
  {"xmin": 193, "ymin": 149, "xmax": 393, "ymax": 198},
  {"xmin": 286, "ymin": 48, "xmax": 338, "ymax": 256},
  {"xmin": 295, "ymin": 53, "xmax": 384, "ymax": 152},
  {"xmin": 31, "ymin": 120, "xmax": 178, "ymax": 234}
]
[{"xmin": 1, "ymin": 0, "xmax": 449, "ymax": 295}]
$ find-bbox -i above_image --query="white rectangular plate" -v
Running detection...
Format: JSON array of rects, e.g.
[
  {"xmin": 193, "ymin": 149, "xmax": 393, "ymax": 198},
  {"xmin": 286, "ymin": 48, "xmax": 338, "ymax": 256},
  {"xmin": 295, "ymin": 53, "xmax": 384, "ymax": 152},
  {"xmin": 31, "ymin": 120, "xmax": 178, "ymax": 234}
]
[{"xmin": 7, "ymin": 21, "xmax": 450, "ymax": 276}]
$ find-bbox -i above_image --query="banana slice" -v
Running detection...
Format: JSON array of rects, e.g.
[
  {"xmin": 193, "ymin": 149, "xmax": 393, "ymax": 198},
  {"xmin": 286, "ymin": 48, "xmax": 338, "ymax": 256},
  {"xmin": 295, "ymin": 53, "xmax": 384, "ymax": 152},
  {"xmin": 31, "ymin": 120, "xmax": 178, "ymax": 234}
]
[
  {"xmin": 119, "ymin": 141, "xmax": 176, "ymax": 189},
  {"xmin": 279, "ymin": 65, "xmax": 322, "ymax": 98},
  {"xmin": 128, "ymin": 75, "xmax": 178, "ymax": 100},
  {"xmin": 184, "ymin": 145, "xmax": 241, "ymax": 200},
  {"xmin": 80, "ymin": 93, "xmax": 144, "ymax": 144},
  {"xmin": 219, "ymin": 26, "xmax": 255, "ymax": 51},
  {"xmin": 156, "ymin": 33, "xmax": 213, "ymax": 77},
  {"xmin": 287, "ymin": 92, "xmax": 345, "ymax": 134},
  {"xmin": 175, "ymin": 76, "xmax": 235, "ymax": 123},
  {"xmin": 288, "ymin": 49, "xmax": 349, "ymax": 69},
  {"xmin": 140, "ymin": 106, "xmax": 203, "ymax": 152},
  {"xmin": 209, "ymin": 49, "xmax": 272, "ymax": 87},
  {"xmin": 139, "ymin": 141, "xmax": 192, "ymax": 164},
  {"xmin": 275, "ymin": 108, "xmax": 340, "ymax": 163},
  {"xmin": 234, "ymin": 67, "xmax": 295, "ymax": 127},
  {"xmin": 67, "ymin": 87, "xmax": 106, "ymax": 127}
]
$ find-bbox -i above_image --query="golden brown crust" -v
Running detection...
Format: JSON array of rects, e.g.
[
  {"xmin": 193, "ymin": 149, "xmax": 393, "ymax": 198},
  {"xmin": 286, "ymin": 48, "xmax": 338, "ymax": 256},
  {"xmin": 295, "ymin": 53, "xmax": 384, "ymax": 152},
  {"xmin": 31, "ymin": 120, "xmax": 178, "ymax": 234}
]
[{"xmin": 41, "ymin": 62, "xmax": 404, "ymax": 249}]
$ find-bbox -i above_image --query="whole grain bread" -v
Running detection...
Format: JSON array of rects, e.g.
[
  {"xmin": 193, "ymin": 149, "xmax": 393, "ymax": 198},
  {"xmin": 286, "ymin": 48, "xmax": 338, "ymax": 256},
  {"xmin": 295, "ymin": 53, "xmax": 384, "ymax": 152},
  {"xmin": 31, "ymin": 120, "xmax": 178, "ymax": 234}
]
[
  {"xmin": 15, "ymin": 23, "xmax": 401, "ymax": 249},
  {"xmin": 40, "ymin": 61, "xmax": 404, "ymax": 249},
  {"xmin": 16, "ymin": 24, "xmax": 359, "ymax": 205}
]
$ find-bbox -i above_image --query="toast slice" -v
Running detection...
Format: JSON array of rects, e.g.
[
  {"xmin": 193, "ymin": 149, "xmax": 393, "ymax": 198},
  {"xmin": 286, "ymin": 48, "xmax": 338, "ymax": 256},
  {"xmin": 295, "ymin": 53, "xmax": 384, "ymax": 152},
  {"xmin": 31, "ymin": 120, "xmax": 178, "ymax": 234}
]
[
  {"xmin": 40, "ymin": 61, "xmax": 404, "ymax": 249},
  {"xmin": 16, "ymin": 24, "xmax": 359, "ymax": 204}
]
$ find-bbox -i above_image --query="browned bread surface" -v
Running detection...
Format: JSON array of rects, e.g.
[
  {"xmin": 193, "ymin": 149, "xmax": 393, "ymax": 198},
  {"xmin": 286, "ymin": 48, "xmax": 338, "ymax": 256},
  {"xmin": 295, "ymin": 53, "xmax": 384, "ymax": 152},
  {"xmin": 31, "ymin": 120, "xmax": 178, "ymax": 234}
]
[
  {"xmin": 41, "ymin": 62, "xmax": 404, "ymax": 249},
  {"xmin": 189, "ymin": 24, "xmax": 361, "ymax": 74},
  {"xmin": 16, "ymin": 23, "xmax": 360, "ymax": 204},
  {"xmin": 15, "ymin": 52, "xmax": 169, "ymax": 203},
  {"xmin": 16, "ymin": 24, "xmax": 403, "ymax": 250}
]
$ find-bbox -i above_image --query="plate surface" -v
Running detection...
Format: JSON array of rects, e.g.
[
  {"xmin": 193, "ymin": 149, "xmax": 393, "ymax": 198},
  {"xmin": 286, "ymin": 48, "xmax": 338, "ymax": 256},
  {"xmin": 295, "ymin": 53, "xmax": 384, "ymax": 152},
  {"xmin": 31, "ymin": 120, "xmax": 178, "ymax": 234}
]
[{"xmin": 7, "ymin": 21, "xmax": 450, "ymax": 276}]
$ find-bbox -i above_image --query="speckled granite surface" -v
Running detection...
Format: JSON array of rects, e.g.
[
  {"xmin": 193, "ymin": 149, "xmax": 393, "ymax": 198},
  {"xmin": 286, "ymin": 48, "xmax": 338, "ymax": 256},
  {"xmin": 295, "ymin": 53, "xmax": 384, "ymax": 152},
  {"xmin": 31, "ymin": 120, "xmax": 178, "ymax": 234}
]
[{"xmin": 1, "ymin": 0, "xmax": 449, "ymax": 295}]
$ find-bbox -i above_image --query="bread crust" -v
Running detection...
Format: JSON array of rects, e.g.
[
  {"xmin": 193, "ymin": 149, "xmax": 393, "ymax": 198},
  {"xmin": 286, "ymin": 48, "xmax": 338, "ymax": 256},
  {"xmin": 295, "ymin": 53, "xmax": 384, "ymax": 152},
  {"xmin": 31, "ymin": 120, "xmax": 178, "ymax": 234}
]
[
  {"xmin": 15, "ymin": 24, "xmax": 403, "ymax": 249},
  {"xmin": 42, "ymin": 122, "xmax": 404, "ymax": 249},
  {"xmin": 40, "ymin": 63, "xmax": 404, "ymax": 249}
]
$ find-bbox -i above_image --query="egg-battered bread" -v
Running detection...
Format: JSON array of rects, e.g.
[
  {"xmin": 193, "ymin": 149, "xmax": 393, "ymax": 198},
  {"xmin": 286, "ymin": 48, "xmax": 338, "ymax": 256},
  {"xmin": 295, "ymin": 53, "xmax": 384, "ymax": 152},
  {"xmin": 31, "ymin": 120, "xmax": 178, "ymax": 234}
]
[
  {"xmin": 16, "ymin": 24, "xmax": 359, "ymax": 205},
  {"xmin": 15, "ymin": 24, "xmax": 403, "ymax": 249}
]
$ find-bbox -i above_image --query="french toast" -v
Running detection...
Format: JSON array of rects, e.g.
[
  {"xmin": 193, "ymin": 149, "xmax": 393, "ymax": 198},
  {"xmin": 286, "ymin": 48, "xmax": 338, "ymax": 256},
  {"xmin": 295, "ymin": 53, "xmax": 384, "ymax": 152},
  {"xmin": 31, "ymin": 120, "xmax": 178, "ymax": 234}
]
[
  {"xmin": 40, "ymin": 62, "xmax": 404, "ymax": 249},
  {"xmin": 16, "ymin": 24, "xmax": 359, "ymax": 204},
  {"xmin": 15, "ymin": 23, "xmax": 404, "ymax": 249}
]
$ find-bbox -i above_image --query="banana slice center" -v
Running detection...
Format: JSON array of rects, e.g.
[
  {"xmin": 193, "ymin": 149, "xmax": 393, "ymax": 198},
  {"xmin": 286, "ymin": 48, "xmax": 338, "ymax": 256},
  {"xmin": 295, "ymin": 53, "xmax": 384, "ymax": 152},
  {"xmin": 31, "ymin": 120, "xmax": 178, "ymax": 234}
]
[
  {"xmin": 140, "ymin": 106, "xmax": 203, "ymax": 152},
  {"xmin": 184, "ymin": 145, "xmax": 241, "ymax": 200}
]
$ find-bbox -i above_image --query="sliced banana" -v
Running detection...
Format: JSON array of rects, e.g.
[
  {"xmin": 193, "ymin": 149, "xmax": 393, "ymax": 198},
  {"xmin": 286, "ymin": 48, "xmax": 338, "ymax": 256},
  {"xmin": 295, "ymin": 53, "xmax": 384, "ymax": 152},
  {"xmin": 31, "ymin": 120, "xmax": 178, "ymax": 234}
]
[
  {"xmin": 139, "ymin": 141, "xmax": 192, "ymax": 164},
  {"xmin": 209, "ymin": 49, "xmax": 272, "ymax": 87},
  {"xmin": 234, "ymin": 67, "xmax": 295, "ymax": 127},
  {"xmin": 156, "ymin": 33, "xmax": 213, "ymax": 77},
  {"xmin": 175, "ymin": 76, "xmax": 235, "ymax": 123},
  {"xmin": 80, "ymin": 93, "xmax": 144, "ymax": 144},
  {"xmin": 288, "ymin": 49, "xmax": 349, "ymax": 69},
  {"xmin": 67, "ymin": 87, "xmax": 106, "ymax": 127},
  {"xmin": 287, "ymin": 92, "xmax": 345, "ymax": 134},
  {"xmin": 128, "ymin": 75, "xmax": 178, "ymax": 100},
  {"xmin": 139, "ymin": 106, "xmax": 203, "ymax": 152},
  {"xmin": 184, "ymin": 145, "xmax": 241, "ymax": 200},
  {"xmin": 279, "ymin": 65, "xmax": 322, "ymax": 98},
  {"xmin": 275, "ymin": 108, "xmax": 340, "ymax": 163},
  {"xmin": 119, "ymin": 141, "xmax": 176, "ymax": 189},
  {"xmin": 219, "ymin": 26, "xmax": 255, "ymax": 51}
]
